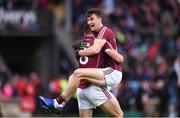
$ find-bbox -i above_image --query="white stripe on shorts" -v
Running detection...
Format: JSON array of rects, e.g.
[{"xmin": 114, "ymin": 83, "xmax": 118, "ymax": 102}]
[{"xmin": 103, "ymin": 67, "xmax": 114, "ymax": 75}]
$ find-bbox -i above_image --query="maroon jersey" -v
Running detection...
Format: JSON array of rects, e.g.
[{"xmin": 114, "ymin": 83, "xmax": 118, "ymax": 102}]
[
  {"xmin": 94, "ymin": 26, "xmax": 122, "ymax": 71},
  {"xmin": 78, "ymin": 35, "xmax": 102, "ymax": 88},
  {"xmin": 78, "ymin": 35, "xmax": 101, "ymax": 68}
]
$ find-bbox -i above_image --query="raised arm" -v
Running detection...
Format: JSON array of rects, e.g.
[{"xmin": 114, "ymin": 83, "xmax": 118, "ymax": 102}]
[
  {"xmin": 78, "ymin": 39, "xmax": 106, "ymax": 56},
  {"xmin": 103, "ymin": 40, "xmax": 124, "ymax": 63},
  {"xmin": 105, "ymin": 48, "xmax": 124, "ymax": 63}
]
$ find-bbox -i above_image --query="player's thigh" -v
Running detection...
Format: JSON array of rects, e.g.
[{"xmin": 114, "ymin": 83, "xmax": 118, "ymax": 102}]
[
  {"xmin": 77, "ymin": 88, "xmax": 96, "ymax": 111},
  {"xmin": 79, "ymin": 109, "xmax": 93, "ymax": 117},
  {"xmin": 99, "ymin": 94, "xmax": 123, "ymax": 117},
  {"xmin": 81, "ymin": 77, "xmax": 106, "ymax": 86},
  {"xmin": 74, "ymin": 68, "xmax": 104, "ymax": 80}
]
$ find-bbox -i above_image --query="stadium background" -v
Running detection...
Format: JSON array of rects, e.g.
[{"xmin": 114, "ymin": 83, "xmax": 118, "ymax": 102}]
[{"xmin": 0, "ymin": 0, "xmax": 179, "ymax": 117}]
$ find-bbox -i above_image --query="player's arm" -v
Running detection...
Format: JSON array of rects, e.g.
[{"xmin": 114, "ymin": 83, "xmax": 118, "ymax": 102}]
[
  {"xmin": 78, "ymin": 39, "xmax": 106, "ymax": 56},
  {"xmin": 105, "ymin": 42, "xmax": 124, "ymax": 63},
  {"xmin": 105, "ymin": 49, "xmax": 124, "ymax": 63}
]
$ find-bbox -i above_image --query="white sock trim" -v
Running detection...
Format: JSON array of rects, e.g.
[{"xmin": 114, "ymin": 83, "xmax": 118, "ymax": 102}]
[{"xmin": 53, "ymin": 99, "xmax": 62, "ymax": 108}]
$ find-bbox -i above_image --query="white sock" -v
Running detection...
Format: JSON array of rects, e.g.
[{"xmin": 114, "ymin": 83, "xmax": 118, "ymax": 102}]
[{"xmin": 53, "ymin": 99, "xmax": 62, "ymax": 108}]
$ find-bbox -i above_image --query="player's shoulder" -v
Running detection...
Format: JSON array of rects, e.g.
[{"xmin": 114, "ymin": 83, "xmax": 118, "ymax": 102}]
[
  {"xmin": 104, "ymin": 26, "xmax": 114, "ymax": 34},
  {"xmin": 103, "ymin": 26, "xmax": 115, "ymax": 39}
]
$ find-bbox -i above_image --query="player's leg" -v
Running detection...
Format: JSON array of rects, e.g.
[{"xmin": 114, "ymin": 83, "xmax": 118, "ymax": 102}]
[
  {"xmin": 62, "ymin": 74, "xmax": 80, "ymax": 97},
  {"xmin": 77, "ymin": 88, "xmax": 94, "ymax": 117},
  {"xmin": 81, "ymin": 76, "xmax": 106, "ymax": 86},
  {"xmin": 73, "ymin": 68, "xmax": 105, "ymax": 81},
  {"xmin": 85, "ymin": 85, "xmax": 123, "ymax": 117},
  {"xmin": 79, "ymin": 109, "xmax": 93, "ymax": 117},
  {"xmin": 99, "ymin": 94, "xmax": 123, "ymax": 117},
  {"xmin": 38, "ymin": 68, "xmax": 114, "ymax": 111},
  {"xmin": 38, "ymin": 71, "xmax": 98, "ymax": 111},
  {"xmin": 59, "ymin": 68, "xmax": 108, "ymax": 100},
  {"xmin": 56, "ymin": 68, "xmax": 106, "ymax": 100},
  {"xmin": 38, "ymin": 74, "xmax": 79, "ymax": 111},
  {"xmin": 69, "ymin": 68, "xmax": 111, "ymax": 88},
  {"xmin": 74, "ymin": 68, "xmax": 122, "ymax": 90},
  {"xmin": 58, "ymin": 76, "xmax": 104, "ymax": 102}
]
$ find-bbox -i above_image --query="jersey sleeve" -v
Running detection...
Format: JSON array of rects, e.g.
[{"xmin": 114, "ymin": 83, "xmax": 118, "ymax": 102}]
[
  {"xmin": 103, "ymin": 41, "xmax": 113, "ymax": 52},
  {"xmin": 105, "ymin": 29, "xmax": 117, "ymax": 49}
]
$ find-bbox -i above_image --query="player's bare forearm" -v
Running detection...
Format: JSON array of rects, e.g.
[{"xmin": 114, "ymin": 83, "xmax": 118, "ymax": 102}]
[
  {"xmin": 79, "ymin": 46, "xmax": 97, "ymax": 56},
  {"xmin": 79, "ymin": 39, "xmax": 106, "ymax": 56},
  {"xmin": 105, "ymin": 49, "xmax": 124, "ymax": 63}
]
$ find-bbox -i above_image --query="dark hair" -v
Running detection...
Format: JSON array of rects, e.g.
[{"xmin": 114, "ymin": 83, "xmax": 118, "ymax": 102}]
[
  {"xmin": 85, "ymin": 8, "xmax": 103, "ymax": 18},
  {"xmin": 83, "ymin": 24, "xmax": 92, "ymax": 35}
]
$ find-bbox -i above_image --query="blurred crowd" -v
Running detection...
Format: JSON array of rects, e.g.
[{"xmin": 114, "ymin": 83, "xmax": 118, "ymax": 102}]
[
  {"xmin": 71, "ymin": 0, "xmax": 180, "ymax": 117},
  {"xmin": 0, "ymin": 0, "xmax": 57, "ymax": 32},
  {"xmin": 0, "ymin": 64, "xmax": 44, "ymax": 113},
  {"xmin": 0, "ymin": 0, "xmax": 61, "ymax": 10},
  {"xmin": 0, "ymin": 63, "xmax": 78, "ymax": 116}
]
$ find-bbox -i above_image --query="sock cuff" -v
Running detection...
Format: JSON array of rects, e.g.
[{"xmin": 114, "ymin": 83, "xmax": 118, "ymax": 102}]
[
  {"xmin": 56, "ymin": 95, "xmax": 66, "ymax": 104},
  {"xmin": 53, "ymin": 99, "xmax": 61, "ymax": 108}
]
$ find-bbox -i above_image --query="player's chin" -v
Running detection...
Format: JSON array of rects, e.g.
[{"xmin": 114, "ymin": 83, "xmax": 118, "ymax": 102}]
[{"xmin": 90, "ymin": 27, "xmax": 95, "ymax": 31}]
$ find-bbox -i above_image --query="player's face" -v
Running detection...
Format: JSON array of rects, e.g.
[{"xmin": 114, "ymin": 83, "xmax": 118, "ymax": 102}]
[{"xmin": 87, "ymin": 14, "xmax": 102, "ymax": 32}]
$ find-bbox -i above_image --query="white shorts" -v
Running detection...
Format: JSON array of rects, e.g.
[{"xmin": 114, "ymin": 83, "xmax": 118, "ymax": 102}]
[
  {"xmin": 77, "ymin": 85, "xmax": 113, "ymax": 109},
  {"xmin": 102, "ymin": 67, "xmax": 122, "ymax": 90}
]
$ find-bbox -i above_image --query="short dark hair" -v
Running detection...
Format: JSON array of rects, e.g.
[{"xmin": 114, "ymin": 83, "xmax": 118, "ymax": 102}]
[{"xmin": 85, "ymin": 8, "xmax": 103, "ymax": 18}]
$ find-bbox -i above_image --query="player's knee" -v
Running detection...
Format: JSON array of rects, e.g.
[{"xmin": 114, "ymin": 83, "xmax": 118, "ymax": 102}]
[
  {"xmin": 96, "ymin": 80, "xmax": 106, "ymax": 86},
  {"xmin": 69, "ymin": 74, "xmax": 74, "ymax": 79},
  {"xmin": 117, "ymin": 110, "xmax": 123, "ymax": 117},
  {"xmin": 73, "ymin": 69, "xmax": 83, "ymax": 78},
  {"xmin": 67, "ymin": 74, "xmax": 74, "ymax": 84},
  {"xmin": 118, "ymin": 110, "xmax": 123, "ymax": 117},
  {"xmin": 112, "ymin": 109, "xmax": 123, "ymax": 117}
]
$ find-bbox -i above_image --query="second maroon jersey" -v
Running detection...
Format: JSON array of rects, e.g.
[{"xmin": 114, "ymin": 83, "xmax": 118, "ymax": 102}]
[
  {"xmin": 78, "ymin": 35, "xmax": 102, "ymax": 88},
  {"xmin": 78, "ymin": 35, "xmax": 101, "ymax": 68}
]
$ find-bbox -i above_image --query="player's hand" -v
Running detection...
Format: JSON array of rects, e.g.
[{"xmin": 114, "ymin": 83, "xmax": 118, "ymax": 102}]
[{"xmin": 80, "ymin": 41, "xmax": 87, "ymax": 50}]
